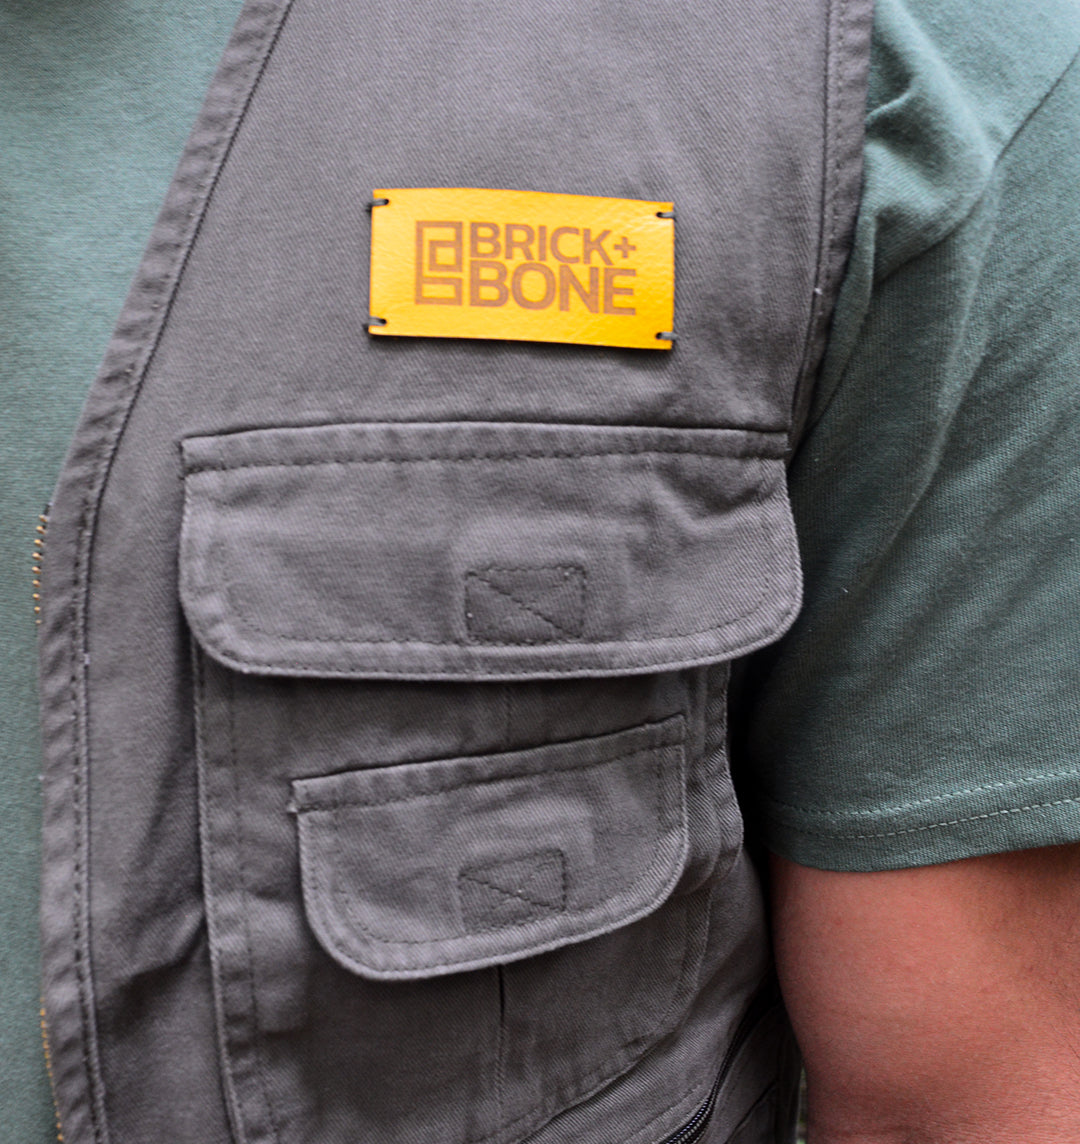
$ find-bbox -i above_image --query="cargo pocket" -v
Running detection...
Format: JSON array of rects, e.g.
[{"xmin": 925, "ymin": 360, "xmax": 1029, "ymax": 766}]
[
  {"xmin": 290, "ymin": 716, "xmax": 688, "ymax": 981},
  {"xmin": 180, "ymin": 420, "xmax": 799, "ymax": 1144}
]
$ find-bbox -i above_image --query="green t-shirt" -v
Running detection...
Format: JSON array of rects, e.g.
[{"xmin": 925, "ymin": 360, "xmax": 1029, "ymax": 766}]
[
  {"xmin": 2, "ymin": 0, "xmax": 1079, "ymax": 1138},
  {"xmin": 738, "ymin": 0, "xmax": 1080, "ymax": 870},
  {"xmin": 739, "ymin": 0, "xmax": 1080, "ymax": 871}
]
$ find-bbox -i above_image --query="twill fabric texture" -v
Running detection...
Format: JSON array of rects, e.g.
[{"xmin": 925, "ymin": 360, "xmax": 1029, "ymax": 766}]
[{"xmin": 37, "ymin": 2, "xmax": 870, "ymax": 1144}]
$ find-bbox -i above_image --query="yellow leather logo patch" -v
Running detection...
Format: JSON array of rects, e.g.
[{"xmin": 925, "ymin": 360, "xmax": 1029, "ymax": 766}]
[{"xmin": 368, "ymin": 188, "xmax": 674, "ymax": 350}]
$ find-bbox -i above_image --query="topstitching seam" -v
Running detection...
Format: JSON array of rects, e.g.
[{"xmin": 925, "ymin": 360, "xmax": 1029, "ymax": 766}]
[
  {"xmin": 292, "ymin": 738, "xmax": 682, "ymax": 813},
  {"xmin": 768, "ymin": 765, "xmax": 1080, "ymax": 818},
  {"xmin": 68, "ymin": 554, "xmax": 105, "ymax": 1144},
  {"xmin": 184, "ymin": 444, "xmax": 781, "ymax": 472},
  {"xmin": 466, "ymin": 569, "xmax": 585, "ymax": 641},
  {"xmin": 227, "ymin": 673, "xmax": 284, "ymax": 1144},
  {"xmin": 459, "ymin": 863, "xmax": 566, "ymax": 915},
  {"xmin": 193, "ymin": 655, "xmax": 247, "ymax": 1143},
  {"xmin": 776, "ymin": 796, "xmax": 1080, "ymax": 841},
  {"xmin": 789, "ymin": 0, "xmax": 845, "ymax": 451}
]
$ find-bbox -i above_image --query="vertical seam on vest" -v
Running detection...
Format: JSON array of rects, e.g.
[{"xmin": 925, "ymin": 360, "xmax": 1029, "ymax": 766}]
[
  {"xmin": 229, "ymin": 678, "xmax": 285, "ymax": 1144},
  {"xmin": 457, "ymin": 896, "xmax": 698, "ymax": 1144},
  {"xmin": 826, "ymin": 1, "xmax": 849, "ymax": 307},
  {"xmin": 69, "ymin": 516, "xmax": 107, "ymax": 1144},
  {"xmin": 494, "ymin": 964, "xmax": 506, "ymax": 1137},
  {"xmin": 493, "ymin": 687, "xmax": 511, "ymax": 1139},
  {"xmin": 789, "ymin": 0, "xmax": 843, "ymax": 452},
  {"xmin": 195, "ymin": 652, "xmax": 245, "ymax": 1140},
  {"xmin": 789, "ymin": 0, "xmax": 873, "ymax": 453}
]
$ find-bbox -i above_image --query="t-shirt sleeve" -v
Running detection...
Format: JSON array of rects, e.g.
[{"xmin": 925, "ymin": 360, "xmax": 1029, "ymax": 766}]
[{"xmin": 735, "ymin": 0, "xmax": 1080, "ymax": 871}]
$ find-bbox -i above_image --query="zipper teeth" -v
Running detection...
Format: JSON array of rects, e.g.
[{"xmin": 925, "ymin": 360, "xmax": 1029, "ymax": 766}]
[
  {"xmin": 39, "ymin": 1002, "xmax": 66, "ymax": 1142},
  {"xmin": 661, "ymin": 1064, "xmax": 725, "ymax": 1144},
  {"xmin": 663, "ymin": 1090, "xmax": 717, "ymax": 1144},
  {"xmin": 33, "ymin": 509, "xmax": 48, "ymax": 626},
  {"xmin": 657, "ymin": 983, "xmax": 778, "ymax": 1144}
]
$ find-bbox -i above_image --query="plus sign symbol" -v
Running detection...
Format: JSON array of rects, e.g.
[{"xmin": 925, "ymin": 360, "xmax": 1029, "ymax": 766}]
[{"xmin": 613, "ymin": 235, "xmax": 637, "ymax": 259}]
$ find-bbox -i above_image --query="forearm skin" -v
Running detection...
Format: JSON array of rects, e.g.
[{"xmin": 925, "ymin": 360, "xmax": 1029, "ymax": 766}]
[{"xmin": 770, "ymin": 847, "xmax": 1080, "ymax": 1144}]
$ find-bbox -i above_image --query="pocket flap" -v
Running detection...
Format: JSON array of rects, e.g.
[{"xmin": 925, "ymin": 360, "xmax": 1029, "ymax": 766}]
[
  {"xmin": 289, "ymin": 716, "xmax": 688, "ymax": 979},
  {"xmin": 180, "ymin": 421, "xmax": 799, "ymax": 680}
]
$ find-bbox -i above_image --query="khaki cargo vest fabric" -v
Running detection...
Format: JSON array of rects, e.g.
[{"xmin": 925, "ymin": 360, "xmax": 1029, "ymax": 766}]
[{"xmin": 37, "ymin": 2, "xmax": 871, "ymax": 1141}]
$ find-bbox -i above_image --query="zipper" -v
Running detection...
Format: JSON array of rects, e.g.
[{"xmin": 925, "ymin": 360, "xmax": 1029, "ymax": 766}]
[
  {"xmin": 656, "ymin": 981, "xmax": 779, "ymax": 1144},
  {"xmin": 33, "ymin": 506, "xmax": 48, "ymax": 626},
  {"xmin": 40, "ymin": 1001, "xmax": 66, "ymax": 1143}
]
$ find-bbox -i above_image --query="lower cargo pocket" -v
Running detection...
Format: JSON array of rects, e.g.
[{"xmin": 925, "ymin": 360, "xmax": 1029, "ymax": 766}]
[
  {"xmin": 289, "ymin": 716, "xmax": 689, "ymax": 980},
  {"xmin": 195, "ymin": 654, "xmax": 714, "ymax": 1144}
]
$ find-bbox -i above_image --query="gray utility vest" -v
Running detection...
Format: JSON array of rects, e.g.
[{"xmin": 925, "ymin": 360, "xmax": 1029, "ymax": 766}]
[{"xmin": 38, "ymin": 2, "xmax": 871, "ymax": 1142}]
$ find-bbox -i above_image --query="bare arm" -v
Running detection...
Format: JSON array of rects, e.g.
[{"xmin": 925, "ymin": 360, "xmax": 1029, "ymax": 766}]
[{"xmin": 770, "ymin": 845, "xmax": 1080, "ymax": 1144}]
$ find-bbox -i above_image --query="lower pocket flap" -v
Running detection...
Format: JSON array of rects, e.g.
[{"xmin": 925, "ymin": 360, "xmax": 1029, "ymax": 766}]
[{"xmin": 289, "ymin": 715, "xmax": 687, "ymax": 980}]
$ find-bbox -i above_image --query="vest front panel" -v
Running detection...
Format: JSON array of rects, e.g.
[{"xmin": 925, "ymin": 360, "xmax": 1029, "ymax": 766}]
[{"xmin": 38, "ymin": 2, "xmax": 872, "ymax": 1141}]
